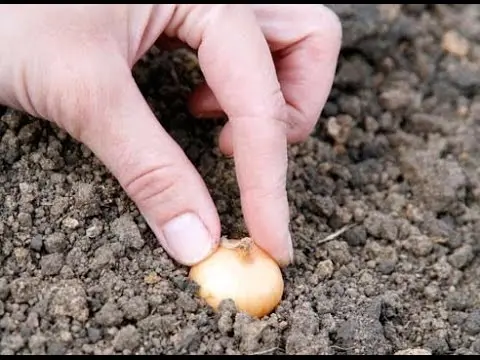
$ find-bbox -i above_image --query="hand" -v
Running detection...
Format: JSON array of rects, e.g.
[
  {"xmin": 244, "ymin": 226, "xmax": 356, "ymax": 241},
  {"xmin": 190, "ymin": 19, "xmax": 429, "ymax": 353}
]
[{"xmin": 0, "ymin": 5, "xmax": 342, "ymax": 266}]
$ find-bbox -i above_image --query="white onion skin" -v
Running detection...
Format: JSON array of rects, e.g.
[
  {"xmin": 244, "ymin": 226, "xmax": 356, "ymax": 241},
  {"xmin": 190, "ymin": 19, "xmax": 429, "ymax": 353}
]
[{"xmin": 189, "ymin": 239, "xmax": 284, "ymax": 318}]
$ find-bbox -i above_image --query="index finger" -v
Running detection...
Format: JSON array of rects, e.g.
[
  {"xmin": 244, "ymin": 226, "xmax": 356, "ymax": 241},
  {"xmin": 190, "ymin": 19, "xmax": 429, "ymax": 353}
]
[{"xmin": 171, "ymin": 4, "xmax": 292, "ymax": 265}]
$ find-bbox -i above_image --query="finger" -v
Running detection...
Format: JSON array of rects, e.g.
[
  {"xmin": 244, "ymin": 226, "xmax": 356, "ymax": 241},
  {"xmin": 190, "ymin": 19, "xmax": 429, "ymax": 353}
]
[
  {"xmin": 187, "ymin": 84, "xmax": 232, "ymax": 157},
  {"xmin": 57, "ymin": 59, "xmax": 220, "ymax": 266},
  {"xmin": 189, "ymin": 5, "xmax": 342, "ymax": 146},
  {"xmin": 253, "ymin": 4, "xmax": 343, "ymax": 143},
  {"xmin": 167, "ymin": 4, "xmax": 293, "ymax": 266},
  {"xmin": 188, "ymin": 82, "xmax": 225, "ymax": 119},
  {"xmin": 217, "ymin": 121, "xmax": 233, "ymax": 156}
]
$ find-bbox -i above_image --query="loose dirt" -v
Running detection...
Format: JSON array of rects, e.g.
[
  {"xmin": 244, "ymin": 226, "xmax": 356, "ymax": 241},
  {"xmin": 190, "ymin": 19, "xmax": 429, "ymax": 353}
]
[{"xmin": 1, "ymin": 4, "xmax": 480, "ymax": 355}]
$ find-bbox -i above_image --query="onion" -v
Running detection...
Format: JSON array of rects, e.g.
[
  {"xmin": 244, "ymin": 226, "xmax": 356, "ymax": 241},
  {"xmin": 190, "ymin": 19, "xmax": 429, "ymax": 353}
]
[{"xmin": 189, "ymin": 237, "xmax": 284, "ymax": 318}]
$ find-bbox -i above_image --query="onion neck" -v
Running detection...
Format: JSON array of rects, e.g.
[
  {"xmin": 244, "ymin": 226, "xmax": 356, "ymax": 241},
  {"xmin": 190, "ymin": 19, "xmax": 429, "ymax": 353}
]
[{"xmin": 221, "ymin": 237, "xmax": 254, "ymax": 260}]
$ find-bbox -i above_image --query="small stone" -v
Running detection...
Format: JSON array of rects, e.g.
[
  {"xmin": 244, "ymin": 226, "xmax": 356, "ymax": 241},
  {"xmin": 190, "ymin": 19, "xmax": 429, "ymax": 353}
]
[
  {"xmin": 377, "ymin": 254, "xmax": 397, "ymax": 275},
  {"xmin": 144, "ymin": 272, "xmax": 160, "ymax": 285},
  {"xmin": 463, "ymin": 310, "xmax": 480, "ymax": 335},
  {"xmin": 1, "ymin": 109, "xmax": 23, "ymax": 129},
  {"xmin": 50, "ymin": 197, "xmax": 69, "ymax": 217},
  {"xmin": 74, "ymin": 182, "xmax": 95, "ymax": 205},
  {"xmin": 48, "ymin": 280, "xmax": 89, "ymax": 322},
  {"xmin": 17, "ymin": 212, "xmax": 32, "ymax": 228},
  {"xmin": 395, "ymin": 348, "xmax": 432, "ymax": 355},
  {"xmin": 364, "ymin": 116, "xmax": 380, "ymax": 133},
  {"xmin": 325, "ymin": 240, "xmax": 351, "ymax": 265},
  {"xmin": 62, "ymin": 217, "xmax": 79, "ymax": 230},
  {"xmin": 446, "ymin": 291, "xmax": 471, "ymax": 311},
  {"xmin": 30, "ymin": 235, "xmax": 43, "ymax": 252},
  {"xmin": 111, "ymin": 214, "xmax": 144, "ymax": 250},
  {"xmin": 112, "ymin": 325, "xmax": 140, "ymax": 351},
  {"xmin": 47, "ymin": 340, "xmax": 66, "ymax": 355},
  {"xmin": 14, "ymin": 247, "xmax": 30, "ymax": 266},
  {"xmin": 405, "ymin": 204, "xmax": 424, "ymax": 223},
  {"xmin": 218, "ymin": 298, "xmax": 237, "ymax": 314},
  {"xmin": 1, "ymin": 333, "xmax": 25, "ymax": 352},
  {"xmin": 122, "ymin": 296, "xmax": 149, "ymax": 321},
  {"xmin": 448, "ymin": 244, "xmax": 474, "ymax": 269},
  {"xmin": 364, "ymin": 211, "xmax": 398, "ymax": 242},
  {"xmin": 10, "ymin": 277, "xmax": 40, "ymax": 303},
  {"xmin": 423, "ymin": 284, "xmax": 439, "ymax": 300},
  {"xmin": 44, "ymin": 232, "xmax": 67, "ymax": 254},
  {"xmin": 87, "ymin": 327, "xmax": 103, "ymax": 343},
  {"xmin": 448, "ymin": 311, "xmax": 467, "ymax": 325},
  {"xmin": 400, "ymin": 149, "xmax": 467, "ymax": 214},
  {"xmin": 59, "ymin": 330, "xmax": 73, "ymax": 343},
  {"xmin": 176, "ymin": 293, "xmax": 198, "ymax": 313},
  {"xmin": 218, "ymin": 312, "xmax": 234, "ymax": 335},
  {"xmin": 28, "ymin": 334, "xmax": 47, "ymax": 354},
  {"xmin": 344, "ymin": 226, "xmax": 367, "ymax": 247},
  {"xmin": 91, "ymin": 245, "xmax": 115, "ymax": 270},
  {"xmin": 95, "ymin": 302, "xmax": 124, "ymax": 327},
  {"xmin": 327, "ymin": 115, "xmax": 353, "ymax": 144},
  {"xmin": 471, "ymin": 338, "xmax": 480, "ymax": 353},
  {"xmin": 442, "ymin": 30, "xmax": 470, "ymax": 57},
  {"xmin": 25, "ymin": 311, "xmax": 39, "ymax": 329},
  {"xmin": 40, "ymin": 253, "xmax": 64, "ymax": 276},
  {"xmin": 86, "ymin": 224, "xmax": 102, "ymax": 238},
  {"xmin": 171, "ymin": 325, "xmax": 200, "ymax": 352},
  {"xmin": 315, "ymin": 196, "xmax": 335, "ymax": 217},
  {"xmin": 367, "ymin": 243, "xmax": 398, "ymax": 275},
  {"xmin": 408, "ymin": 235, "xmax": 433, "ymax": 257},
  {"xmin": 379, "ymin": 87, "xmax": 416, "ymax": 111},
  {"xmin": 316, "ymin": 259, "xmax": 334, "ymax": 280}
]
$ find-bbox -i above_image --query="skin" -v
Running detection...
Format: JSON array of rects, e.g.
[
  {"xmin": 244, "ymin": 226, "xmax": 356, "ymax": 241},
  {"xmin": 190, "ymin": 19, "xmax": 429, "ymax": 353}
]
[{"xmin": 0, "ymin": 4, "xmax": 342, "ymax": 267}]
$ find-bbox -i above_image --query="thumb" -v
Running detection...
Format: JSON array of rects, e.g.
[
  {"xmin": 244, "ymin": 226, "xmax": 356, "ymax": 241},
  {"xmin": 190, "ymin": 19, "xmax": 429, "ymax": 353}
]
[{"xmin": 57, "ymin": 61, "xmax": 220, "ymax": 266}]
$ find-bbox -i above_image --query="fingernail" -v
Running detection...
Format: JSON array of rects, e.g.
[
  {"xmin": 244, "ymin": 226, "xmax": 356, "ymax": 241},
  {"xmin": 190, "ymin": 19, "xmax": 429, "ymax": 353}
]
[
  {"xmin": 161, "ymin": 212, "xmax": 215, "ymax": 266},
  {"xmin": 277, "ymin": 232, "xmax": 294, "ymax": 268}
]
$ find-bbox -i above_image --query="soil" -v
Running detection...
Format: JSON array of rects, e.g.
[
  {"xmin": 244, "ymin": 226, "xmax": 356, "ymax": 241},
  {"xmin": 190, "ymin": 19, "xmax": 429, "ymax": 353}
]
[{"xmin": 1, "ymin": 4, "xmax": 480, "ymax": 355}]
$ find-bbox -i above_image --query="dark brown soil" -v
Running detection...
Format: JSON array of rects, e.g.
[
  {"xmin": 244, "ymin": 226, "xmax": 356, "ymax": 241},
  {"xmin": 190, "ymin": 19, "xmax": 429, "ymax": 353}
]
[{"xmin": 1, "ymin": 4, "xmax": 480, "ymax": 355}]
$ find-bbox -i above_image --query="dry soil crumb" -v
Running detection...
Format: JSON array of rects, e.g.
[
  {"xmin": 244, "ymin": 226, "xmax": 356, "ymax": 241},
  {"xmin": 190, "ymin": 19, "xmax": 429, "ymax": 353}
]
[{"xmin": 1, "ymin": 4, "xmax": 480, "ymax": 355}]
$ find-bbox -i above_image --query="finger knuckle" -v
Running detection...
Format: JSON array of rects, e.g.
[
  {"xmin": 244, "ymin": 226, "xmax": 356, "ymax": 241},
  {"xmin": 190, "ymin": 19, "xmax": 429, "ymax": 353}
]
[
  {"xmin": 173, "ymin": 4, "xmax": 248, "ymax": 46},
  {"xmin": 314, "ymin": 5, "xmax": 343, "ymax": 43},
  {"xmin": 209, "ymin": 4, "xmax": 248, "ymax": 19},
  {"xmin": 240, "ymin": 87, "xmax": 289, "ymax": 129},
  {"xmin": 295, "ymin": 120, "xmax": 316, "ymax": 142},
  {"xmin": 270, "ymin": 88, "xmax": 290, "ymax": 125},
  {"xmin": 122, "ymin": 163, "xmax": 181, "ymax": 207},
  {"xmin": 289, "ymin": 109, "xmax": 316, "ymax": 142}
]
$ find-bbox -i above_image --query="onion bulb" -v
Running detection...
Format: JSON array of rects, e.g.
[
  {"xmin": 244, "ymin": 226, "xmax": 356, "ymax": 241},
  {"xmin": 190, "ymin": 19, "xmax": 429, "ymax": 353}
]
[{"xmin": 189, "ymin": 237, "xmax": 284, "ymax": 318}]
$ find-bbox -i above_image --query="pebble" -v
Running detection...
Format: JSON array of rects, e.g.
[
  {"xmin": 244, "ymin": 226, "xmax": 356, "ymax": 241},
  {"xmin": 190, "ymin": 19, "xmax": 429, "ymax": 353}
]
[
  {"xmin": 40, "ymin": 253, "xmax": 64, "ymax": 276},
  {"xmin": 394, "ymin": 348, "xmax": 432, "ymax": 355},
  {"xmin": 316, "ymin": 259, "xmax": 334, "ymax": 280},
  {"xmin": 448, "ymin": 245, "xmax": 474, "ymax": 269},
  {"xmin": 30, "ymin": 235, "xmax": 43, "ymax": 252},
  {"xmin": 463, "ymin": 310, "xmax": 480, "ymax": 335},
  {"xmin": 442, "ymin": 30, "xmax": 470, "ymax": 57},
  {"xmin": 44, "ymin": 232, "xmax": 67, "ymax": 254},
  {"xmin": 113, "ymin": 325, "xmax": 141, "ymax": 351}
]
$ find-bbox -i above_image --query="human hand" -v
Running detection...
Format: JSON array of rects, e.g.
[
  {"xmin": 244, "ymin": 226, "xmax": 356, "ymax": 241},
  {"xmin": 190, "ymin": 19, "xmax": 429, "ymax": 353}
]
[{"xmin": 0, "ymin": 5, "xmax": 342, "ymax": 266}]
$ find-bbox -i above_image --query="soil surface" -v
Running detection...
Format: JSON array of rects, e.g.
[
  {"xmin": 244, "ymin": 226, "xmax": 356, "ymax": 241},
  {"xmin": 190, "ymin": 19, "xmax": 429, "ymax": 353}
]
[{"xmin": 1, "ymin": 4, "xmax": 480, "ymax": 355}]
